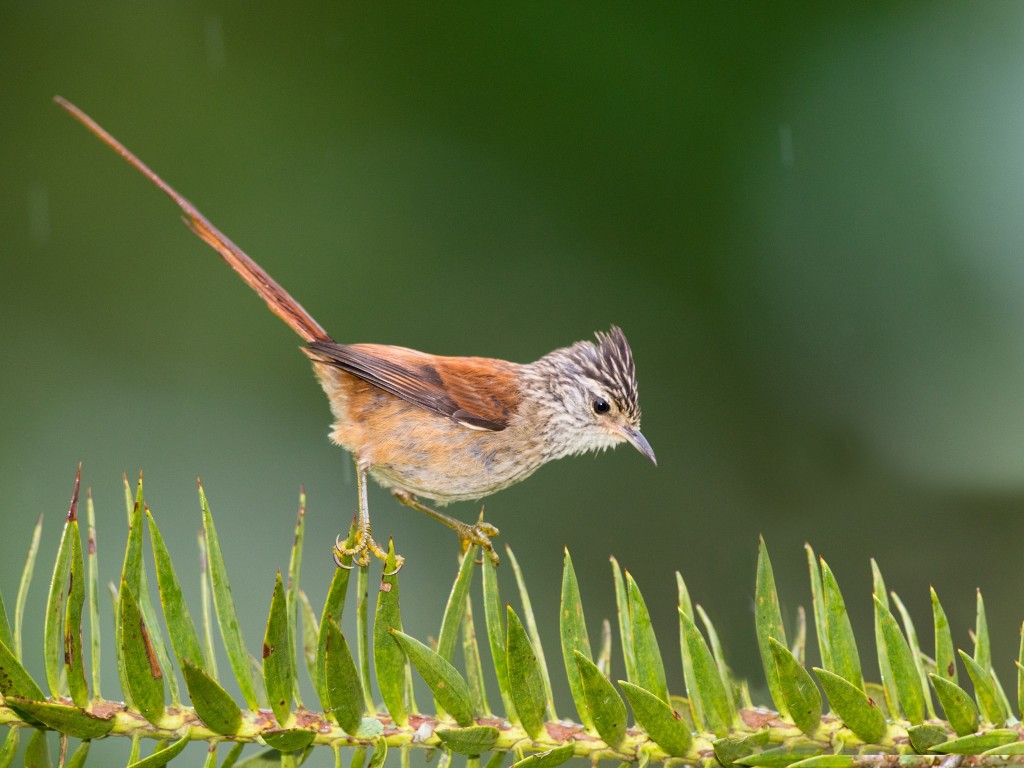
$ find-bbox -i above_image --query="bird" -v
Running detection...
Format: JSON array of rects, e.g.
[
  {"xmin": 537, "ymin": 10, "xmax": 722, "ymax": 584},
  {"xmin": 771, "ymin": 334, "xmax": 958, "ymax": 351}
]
[{"xmin": 55, "ymin": 96, "xmax": 656, "ymax": 571}]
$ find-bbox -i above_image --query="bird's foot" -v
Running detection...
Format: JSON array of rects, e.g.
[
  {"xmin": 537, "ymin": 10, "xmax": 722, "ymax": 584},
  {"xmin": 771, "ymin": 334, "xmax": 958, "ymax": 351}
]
[
  {"xmin": 333, "ymin": 529, "xmax": 404, "ymax": 574},
  {"xmin": 456, "ymin": 510, "xmax": 500, "ymax": 565}
]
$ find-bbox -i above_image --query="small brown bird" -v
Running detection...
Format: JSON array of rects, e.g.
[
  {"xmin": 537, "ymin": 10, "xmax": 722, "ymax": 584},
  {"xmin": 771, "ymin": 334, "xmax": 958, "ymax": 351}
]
[{"xmin": 56, "ymin": 97, "xmax": 656, "ymax": 570}]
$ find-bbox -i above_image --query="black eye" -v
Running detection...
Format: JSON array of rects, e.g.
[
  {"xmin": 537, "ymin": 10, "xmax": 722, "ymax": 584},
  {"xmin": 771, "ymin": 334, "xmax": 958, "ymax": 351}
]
[{"xmin": 592, "ymin": 398, "xmax": 610, "ymax": 414}]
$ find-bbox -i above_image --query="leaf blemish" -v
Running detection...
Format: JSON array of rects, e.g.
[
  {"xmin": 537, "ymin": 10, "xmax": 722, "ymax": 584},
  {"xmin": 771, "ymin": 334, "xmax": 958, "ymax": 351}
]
[{"xmin": 263, "ymin": 642, "xmax": 274, "ymax": 659}]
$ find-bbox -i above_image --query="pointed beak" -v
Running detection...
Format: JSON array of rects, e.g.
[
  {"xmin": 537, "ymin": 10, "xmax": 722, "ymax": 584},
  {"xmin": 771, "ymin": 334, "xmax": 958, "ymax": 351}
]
[{"xmin": 620, "ymin": 426, "xmax": 657, "ymax": 466}]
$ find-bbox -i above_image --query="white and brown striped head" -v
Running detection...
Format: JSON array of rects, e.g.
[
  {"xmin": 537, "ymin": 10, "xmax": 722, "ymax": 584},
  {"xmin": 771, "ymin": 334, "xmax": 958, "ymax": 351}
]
[{"xmin": 529, "ymin": 326, "xmax": 655, "ymax": 465}]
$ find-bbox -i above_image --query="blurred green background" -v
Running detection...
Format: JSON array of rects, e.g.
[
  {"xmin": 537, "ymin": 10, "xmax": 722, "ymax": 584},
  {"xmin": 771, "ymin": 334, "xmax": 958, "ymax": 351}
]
[{"xmin": 5, "ymin": 2, "xmax": 1024, "ymax": 763}]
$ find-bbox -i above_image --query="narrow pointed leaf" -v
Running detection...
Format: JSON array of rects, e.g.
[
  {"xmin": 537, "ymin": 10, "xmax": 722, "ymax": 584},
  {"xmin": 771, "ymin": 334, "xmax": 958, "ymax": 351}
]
[
  {"xmin": 0, "ymin": 730, "xmax": 16, "ymax": 768},
  {"xmin": 0, "ymin": 637, "xmax": 44, "ymax": 700},
  {"xmin": 735, "ymin": 747, "xmax": 823, "ymax": 768},
  {"xmin": 626, "ymin": 572, "xmax": 669, "ymax": 705},
  {"xmin": 756, "ymin": 538, "xmax": 790, "ymax": 721},
  {"xmin": 356, "ymin": 562, "xmax": 374, "ymax": 715},
  {"xmin": 574, "ymin": 651, "xmax": 627, "ymax": 748},
  {"xmin": 0, "ymin": 576, "xmax": 13, "ymax": 653},
  {"xmin": 182, "ymin": 658, "xmax": 243, "ymax": 735},
  {"xmin": 932, "ymin": 588, "xmax": 956, "ymax": 684},
  {"xmin": 676, "ymin": 572, "xmax": 704, "ymax": 728},
  {"xmin": 24, "ymin": 730, "xmax": 49, "ymax": 768},
  {"xmin": 374, "ymin": 541, "xmax": 408, "ymax": 726},
  {"xmin": 120, "ymin": 580, "xmax": 166, "ymax": 723},
  {"xmin": 618, "ymin": 680, "xmax": 692, "ymax": 757},
  {"xmin": 316, "ymin": 526, "xmax": 354, "ymax": 708},
  {"xmin": 263, "ymin": 571, "xmax": 294, "ymax": 724},
  {"xmin": 220, "ymin": 743, "xmax": 245, "ymax": 768},
  {"xmin": 560, "ymin": 549, "xmax": 595, "ymax": 732},
  {"xmin": 198, "ymin": 530, "xmax": 217, "ymax": 678},
  {"xmin": 872, "ymin": 596, "xmax": 925, "ymax": 724},
  {"xmin": 931, "ymin": 730, "xmax": 1018, "ymax": 755},
  {"xmin": 890, "ymin": 590, "xmax": 934, "ymax": 718},
  {"xmin": 805, "ymin": 544, "xmax": 829, "ymax": 671},
  {"xmin": 201, "ymin": 484, "xmax": 257, "ymax": 708},
  {"xmin": 462, "ymin": 596, "xmax": 490, "ymax": 716},
  {"xmin": 321, "ymin": 617, "xmax": 363, "ymax": 734},
  {"xmin": 45, "ymin": 471, "xmax": 79, "ymax": 697},
  {"xmin": 368, "ymin": 737, "xmax": 387, "ymax": 768},
  {"xmin": 959, "ymin": 649, "xmax": 1008, "ymax": 724},
  {"xmin": 148, "ymin": 510, "xmax": 205, "ymax": 671},
  {"xmin": 65, "ymin": 517, "xmax": 88, "ymax": 706},
  {"xmin": 982, "ymin": 740, "xmax": 1024, "ymax": 755},
  {"xmin": 482, "ymin": 552, "xmax": 515, "ymax": 720},
  {"xmin": 974, "ymin": 590, "xmax": 990, "ymax": 671},
  {"xmin": 869, "ymin": 560, "xmax": 897, "ymax": 715},
  {"xmin": 509, "ymin": 744, "xmax": 575, "ymax": 768},
  {"xmin": 713, "ymin": 729, "xmax": 771, "ymax": 767},
  {"xmin": 786, "ymin": 757, "xmax": 856, "ymax": 768},
  {"xmin": 929, "ymin": 673, "xmax": 979, "ymax": 736},
  {"xmin": 436, "ymin": 726, "xmax": 499, "ymax": 756},
  {"xmin": 298, "ymin": 590, "xmax": 318, "ymax": 693},
  {"xmin": 438, "ymin": 548, "xmax": 477, "ymax": 663},
  {"xmin": 597, "ymin": 618, "xmax": 612, "ymax": 677},
  {"xmin": 137, "ymin": 513, "xmax": 179, "ymax": 705},
  {"xmin": 812, "ymin": 667, "xmax": 886, "ymax": 743},
  {"xmin": 791, "ymin": 606, "xmax": 807, "ymax": 665},
  {"xmin": 506, "ymin": 546, "xmax": 556, "ymax": 720},
  {"xmin": 286, "ymin": 492, "xmax": 306, "ymax": 708},
  {"xmin": 819, "ymin": 560, "xmax": 862, "ymax": 691},
  {"xmin": 7, "ymin": 698, "xmax": 115, "ymax": 739},
  {"xmin": 15, "ymin": 513, "xmax": 43, "ymax": 660},
  {"xmin": 768, "ymin": 638, "xmax": 821, "ymax": 736},
  {"xmin": 680, "ymin": 609, "xmax": 734, "ymax": 736},
  {"xmin": 697, "ymin": 604, "xmax": 736, "ymax": 712},
  {"xmin": 261, "ymin": 729, "xmax": 316, "ymax": 753},
  {"xmin": 611, "ymin": 557, "xmax": 637, "ymax": 685},
  {"xmin": 127, "ymin": 733, "xmax": 190, "ymax": 768},
  {"xmin": 392, "ymin": 629, "xmax": 474, "ymax": 726},
  {"xmin": 86, "ymin": 490, "xmax": 102, "ymax": 698},
  {"xmin": 1018, "ymin": 628, "xmax": 1024, "ymax": 720},
  {"xmin": 506, "ymin": 605, "xmax": 546, "ymax": 739}
]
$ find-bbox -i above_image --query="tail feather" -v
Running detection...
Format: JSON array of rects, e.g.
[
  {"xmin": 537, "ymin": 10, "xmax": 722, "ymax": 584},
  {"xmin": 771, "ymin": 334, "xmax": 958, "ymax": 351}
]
[{"xmin": 55, "ymin": 96, "xmax": 331, "ymax": 345}]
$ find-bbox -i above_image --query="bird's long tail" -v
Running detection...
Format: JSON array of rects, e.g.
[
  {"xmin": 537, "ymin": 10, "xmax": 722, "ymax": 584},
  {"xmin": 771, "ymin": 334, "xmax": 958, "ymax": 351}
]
[{"xmin": 55, "ymin": 96, "xmax": 331, "ymax": 345}]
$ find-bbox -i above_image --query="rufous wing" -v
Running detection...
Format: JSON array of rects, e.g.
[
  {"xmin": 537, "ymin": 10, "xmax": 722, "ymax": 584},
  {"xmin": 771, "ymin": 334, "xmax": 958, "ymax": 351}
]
[{"xmin": 306, "ymin": 342, "xmax": 521, "ymax": 431}]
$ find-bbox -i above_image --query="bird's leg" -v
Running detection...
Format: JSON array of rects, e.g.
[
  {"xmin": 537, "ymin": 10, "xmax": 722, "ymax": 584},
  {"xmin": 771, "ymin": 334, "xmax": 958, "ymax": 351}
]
[
  {"xmin": 392, "ymin": 491, "xmax": 500, "ymax": 565},
  {"xmin": 334, "ymin": 461, "xmax": 404, "ymax": 573}
]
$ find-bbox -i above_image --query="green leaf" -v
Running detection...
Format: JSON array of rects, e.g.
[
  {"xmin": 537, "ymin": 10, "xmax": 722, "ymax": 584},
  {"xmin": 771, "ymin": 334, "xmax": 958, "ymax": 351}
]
[
  {"xmin": 462, "ymin": 595, "xmax": 490, "ymax": 716},
  {"xmin": 573, "ymin": 651, "xmax": 626, "ymax": 748},
  {"xmin": 696, "ymin": 604, "xmax": 736, "ymax": 712},
  {"xmin": 286, "ymin": 491, "xmax": 306, "ymax": 711},
  {"xmin": 86, "ymin": 490, "xmax": 102, "ymax": 698},
  {"xmin": 974, "ymin": 590, "xmax": 990, "ymax": 671},
  {"xmin": 436, "ymin": 726, "xmax": 500, "ymax": 756},
  {"xmin": 931, "ymin": 587, "xmax": 956, "ymax": 684},
  {"xmin": 560, "ymin": 549, "xmax": 595, "ymax": 732},
  {"xmin": 1019, "ymin": 628, "xmax": 1024, "ymax": 721},
  {"xmin": 7, "ymin": 698, "xmax": 115, "ymax": 739},
  {"xmin": 264, "ymin": 571, "xmax": 294, "ymax": 724},
  {"xmin": 219, "ymin": 743, "xmax": 245, "ymax": 768},
  {"xmin": 24, "ymin": 729, "xmax": 49, "ymax": 768},
  {"xmin": 374, "ymin": 540, "xmax": 408, "ymax": 726},
  {"xmin": 812, "ymin": 667, "xmax": 886, "ymax": 743},
  {"xmin": 929, "ymin": 673, "xmax": 979, "ymax": 736},
  {"xmin": 201, "ymin": 483, "xmax": 258, "ymax": 709},
  {"xmin": 872, "ymin": 595, "xmax": 925, "ymax": 724},
  {"xmin": 120, "ymin": 579, "xmax": 166, "ymax": 723},
  {"xmin": 316, "ymin": 529, "xmax": 353, "ymax": 710},
  {"xmin": 931, "ymin": 729, "xmax": 1019, "ymax": 755},
  {"xmin": 321, "ymin": 617, "xmax": 363, "ymax": 734},
  {"xmin": 65, "ymin": 517, "xmax": 88, "ymax": 706},
  {"xmin": 713, "ymin": 729, "xmax": 770, "ymax": 767},
  {"xmin": 767, "ymin": 638, "xmax": 821, "ymax": 736},
  {"xmin": 355, "ymin": 563, "xmax": 374, "ymax": 716},
  {"xmin": 906, "ymin": 723, "xmax": 951, "ymax": 753},
  {"xmin": 45, "ymin": 470, "xmax": 79, "ymax": 697},
  {"xmin": 869, "ymin": 560, "xmax": 896, "ymax": 716},
  {"xmin": 127, "ymin": 733, "xmax": 190, "ymax": 767},
  {"xmin": 626, "ymin": 571, "xmax": 669, "ymax": 705},
  {"xmin": 756, "ymin": 537, "xmax": 789, "ymax": 719},
  {"xmin": 368, "ymin": 737, "xmax": 387, "ymax": 768},
  {"xmin": 958, "ymin": 648, "xmax": 1008, "ymax": 725},
  {"xmin": 736, "ymin": 747, "xmax": 823, "ymax": 768},
  {"xmin": 0, "ymin": 730, "xmax": 17, "ymax": 768},
  {"xmin": 262, "ymin": 729, "xmax": 316, "ymax": 753},
  {"xmin": 0, "ymin": 636, "xmax": 45, "ymax": 700},
  {"xmin": 148, "ymin": 510, "xmax": 205, "ymax": 672},
  {"xmin": 438, "ymin": 548, "xmax": 477, "ymax": 663},
  {"xmin": 506, "ymin": 605, "xmax": 546, "ymax": 739},
  {"xmin": 15, "ymin": 513, "xmax": 44, "ymax": 661},
  {"xmin": 786, "ymin": 756, "xmax": 857, "ymax": 768},
  {"xmin": 392, "ymin": 629, "xmax": 474, "ymax": 726},
  {"xmin": 618, "ymin": 680, "xmax": 692, "ymax": 757},
  {"xmin": 298, "ymin": 590, "xmax": 318, "ymax": 697},
  {"xmin": 804, "ymin": 544, "xmax": 830, "ymax": 672},
  {"xmin": 676, "ymin": 572, "xmax": 704, "ymax": 729},
  {"xmin": 611, "ymin": 557, "xmax": 637, "ymax": 686},
  {"xmin": 679, "ymin": 609, "xmax": 734, "ymax": 736},
  {"xmin": 506, "ymin": 546, "xmax": 556, "ymax": 721},
  {"xmin": 819, "ymin": 560, "xmax": 862, "ymax": 691},
  {"xmin": 482, "ymin": 552, "xmax": 515, "ymax": 720},
  {"xmin": 889, "ymin": 590, "xmax": 935, "ymax": 719},
  {"xmin": 508, "ymin": 743, "xmax": 574, "ymax": 768},
  {"xmin": 182, "ymin": 658, "xmax": 243, "ymax": 735}
]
